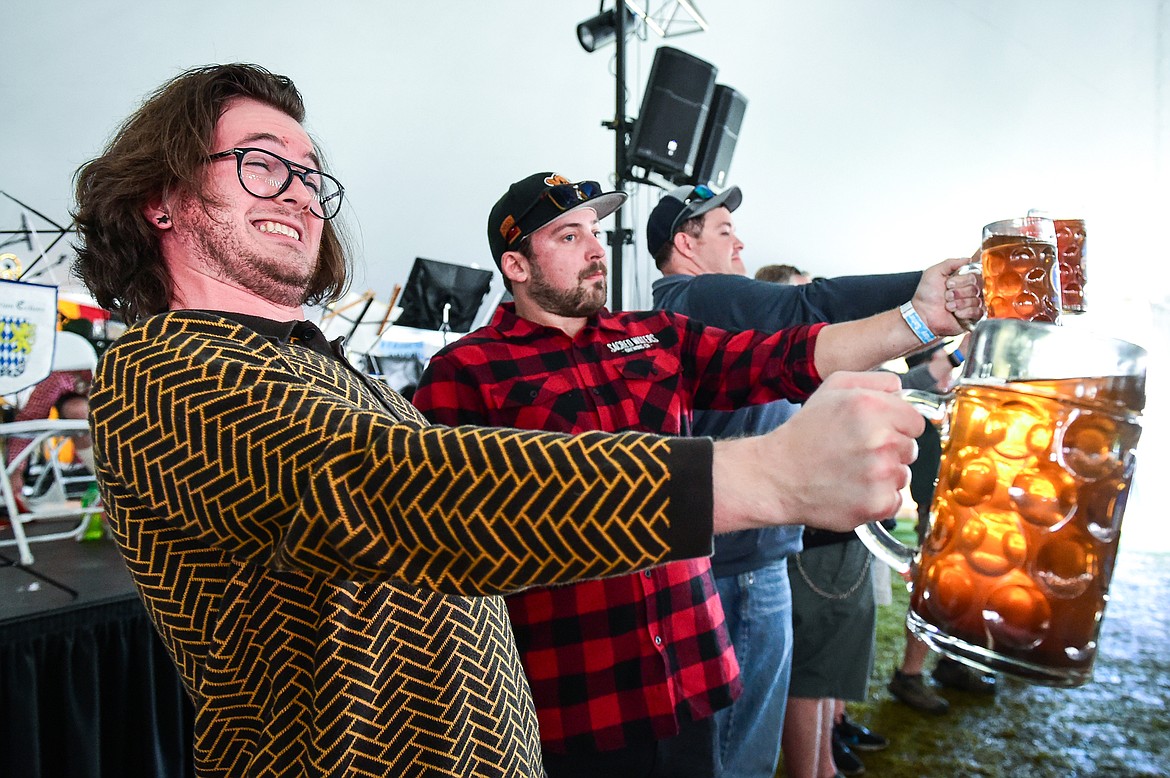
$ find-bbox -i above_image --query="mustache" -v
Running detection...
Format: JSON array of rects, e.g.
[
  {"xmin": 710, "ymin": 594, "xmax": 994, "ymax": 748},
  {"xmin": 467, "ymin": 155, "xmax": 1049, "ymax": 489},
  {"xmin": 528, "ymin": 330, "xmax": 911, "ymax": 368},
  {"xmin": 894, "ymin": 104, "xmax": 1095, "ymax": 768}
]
[{"xmin": 579, "ymin": 262, "xmax": 607, "ymax": 280}]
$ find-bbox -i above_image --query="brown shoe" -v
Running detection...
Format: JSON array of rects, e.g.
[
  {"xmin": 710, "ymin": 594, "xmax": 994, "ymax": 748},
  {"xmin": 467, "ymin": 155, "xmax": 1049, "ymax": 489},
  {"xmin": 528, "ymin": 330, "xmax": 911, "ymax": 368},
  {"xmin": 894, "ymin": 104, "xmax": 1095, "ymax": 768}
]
[
  {"xmin": 932, "ymin": 657, "xmax": 997, "ymax": 694},
  {"xmin": 888, "ymin": 668, "xmax": 949, "ymax": 715}
]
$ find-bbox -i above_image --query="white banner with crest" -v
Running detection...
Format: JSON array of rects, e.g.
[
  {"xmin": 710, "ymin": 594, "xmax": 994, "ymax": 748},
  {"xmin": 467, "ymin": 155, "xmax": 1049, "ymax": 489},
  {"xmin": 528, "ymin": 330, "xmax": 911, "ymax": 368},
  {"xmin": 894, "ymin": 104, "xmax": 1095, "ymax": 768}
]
[{"xmin": 0, "ymin": 280, "xmax": 59, "ymax": 395}]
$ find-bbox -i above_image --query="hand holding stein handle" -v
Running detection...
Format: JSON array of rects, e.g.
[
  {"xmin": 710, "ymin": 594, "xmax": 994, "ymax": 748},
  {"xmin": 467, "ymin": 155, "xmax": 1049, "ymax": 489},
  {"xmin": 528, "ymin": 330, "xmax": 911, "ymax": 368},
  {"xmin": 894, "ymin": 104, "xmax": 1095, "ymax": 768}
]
[{"xmin": 908, "ymin": 256, "xmax": 986, "ymax": 337}]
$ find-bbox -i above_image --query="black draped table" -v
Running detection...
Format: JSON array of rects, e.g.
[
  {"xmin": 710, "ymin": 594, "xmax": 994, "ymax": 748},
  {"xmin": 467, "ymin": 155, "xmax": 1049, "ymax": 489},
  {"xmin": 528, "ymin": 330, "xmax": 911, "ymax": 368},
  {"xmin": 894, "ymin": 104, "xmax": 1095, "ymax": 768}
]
[{"xmin": 0, "ymin": 532, "xmax": 195, "ymax": 777}]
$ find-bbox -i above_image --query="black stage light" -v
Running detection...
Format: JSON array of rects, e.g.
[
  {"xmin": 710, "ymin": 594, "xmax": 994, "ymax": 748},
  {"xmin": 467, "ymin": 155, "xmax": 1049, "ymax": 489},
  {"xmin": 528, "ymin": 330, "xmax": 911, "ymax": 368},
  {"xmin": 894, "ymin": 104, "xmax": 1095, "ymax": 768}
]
[
  {"xmin": 573, "ymin": 7, "xmax": 636, "ymax": 52},
  {"xmin": 577, "ymin": 8, "xmax": 619, "ymax": 52}
]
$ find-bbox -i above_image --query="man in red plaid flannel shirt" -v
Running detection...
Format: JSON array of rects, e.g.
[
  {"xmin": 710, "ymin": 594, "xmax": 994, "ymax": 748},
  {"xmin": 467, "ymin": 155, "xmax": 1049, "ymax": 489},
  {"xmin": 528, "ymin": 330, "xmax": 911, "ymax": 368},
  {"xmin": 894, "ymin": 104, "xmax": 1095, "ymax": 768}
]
[{"xmin": 412, "ymin": 172, "xmax": 981, "ymax": 778}]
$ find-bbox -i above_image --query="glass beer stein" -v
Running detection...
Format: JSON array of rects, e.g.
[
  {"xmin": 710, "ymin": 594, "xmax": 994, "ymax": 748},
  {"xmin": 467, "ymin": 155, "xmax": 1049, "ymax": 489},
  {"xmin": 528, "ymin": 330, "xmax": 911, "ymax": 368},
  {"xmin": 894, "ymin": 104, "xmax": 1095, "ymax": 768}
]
[
  {"xmin": 857, "ymin": 319, "xmax": 1146, "ymax": 686},
  {"xmin": 1054, "ymin": 218, "xmax": 1088, "ymax": 313},
  {"xmin": 981, "ymin": 217, "xmax": 1062, "ymax": 323}
]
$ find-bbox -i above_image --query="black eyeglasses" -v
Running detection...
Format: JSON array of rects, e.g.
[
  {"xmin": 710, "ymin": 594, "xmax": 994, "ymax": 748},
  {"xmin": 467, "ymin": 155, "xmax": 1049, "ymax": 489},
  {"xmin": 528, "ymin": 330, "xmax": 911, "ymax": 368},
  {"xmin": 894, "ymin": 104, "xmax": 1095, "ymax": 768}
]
[
  {"xmin": 505, "ymin": 180, "xmax": 604, "ymax": 246},
  {"xmin": 209, "ymin": 147, "xmax": 345, "ymax": 220}
]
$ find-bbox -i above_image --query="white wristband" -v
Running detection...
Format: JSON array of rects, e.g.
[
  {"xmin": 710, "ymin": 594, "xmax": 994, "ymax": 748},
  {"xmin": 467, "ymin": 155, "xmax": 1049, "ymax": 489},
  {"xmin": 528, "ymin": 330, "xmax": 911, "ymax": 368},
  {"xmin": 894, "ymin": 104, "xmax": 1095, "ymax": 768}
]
[{"xmin": 900, "ymin": 301, "xmax": 937, "ymax": 344}]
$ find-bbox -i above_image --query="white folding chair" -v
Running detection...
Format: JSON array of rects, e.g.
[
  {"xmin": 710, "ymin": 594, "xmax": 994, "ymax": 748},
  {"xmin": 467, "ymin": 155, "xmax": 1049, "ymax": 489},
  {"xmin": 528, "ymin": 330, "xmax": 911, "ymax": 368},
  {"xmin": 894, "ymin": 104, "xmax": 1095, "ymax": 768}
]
[{"xmin": 0, "ymin": 330, "xmax": 101, "ymax": 565}]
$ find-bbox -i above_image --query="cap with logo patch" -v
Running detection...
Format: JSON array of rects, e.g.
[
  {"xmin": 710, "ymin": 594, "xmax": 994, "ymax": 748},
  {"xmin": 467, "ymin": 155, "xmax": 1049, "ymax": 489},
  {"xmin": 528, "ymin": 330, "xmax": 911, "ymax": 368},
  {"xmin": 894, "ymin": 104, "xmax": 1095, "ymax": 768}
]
[
  {"xmin": 488, "ymin": 172, "xmax": 627, "ymax": 267},
  {"xmin": 646, "ymin": 184, "xmax": 743, "ymax": 258}
]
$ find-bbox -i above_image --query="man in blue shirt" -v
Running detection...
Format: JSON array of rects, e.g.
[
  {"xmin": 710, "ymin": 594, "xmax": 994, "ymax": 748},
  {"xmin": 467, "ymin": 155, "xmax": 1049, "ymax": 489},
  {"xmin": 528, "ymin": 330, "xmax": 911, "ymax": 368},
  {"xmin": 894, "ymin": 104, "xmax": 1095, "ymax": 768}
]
[{"xmin": 650, "ymin": 184, "xmax": 963, "ymax": 778}]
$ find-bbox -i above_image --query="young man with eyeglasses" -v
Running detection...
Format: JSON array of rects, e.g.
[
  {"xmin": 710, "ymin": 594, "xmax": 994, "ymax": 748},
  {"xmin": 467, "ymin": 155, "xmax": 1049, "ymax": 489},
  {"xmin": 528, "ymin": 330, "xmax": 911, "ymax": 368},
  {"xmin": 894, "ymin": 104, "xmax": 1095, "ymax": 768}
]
[
  {"xmin": 412, "ymin": 172, "xmax": 981, "ymax": 777},
  {"xmin": 73, "ymin": 65, "xmax": 955, "ymax": 778},
  {"xmin": 648, "ymin": 184, "xmax": 973, "ymax": 778}
]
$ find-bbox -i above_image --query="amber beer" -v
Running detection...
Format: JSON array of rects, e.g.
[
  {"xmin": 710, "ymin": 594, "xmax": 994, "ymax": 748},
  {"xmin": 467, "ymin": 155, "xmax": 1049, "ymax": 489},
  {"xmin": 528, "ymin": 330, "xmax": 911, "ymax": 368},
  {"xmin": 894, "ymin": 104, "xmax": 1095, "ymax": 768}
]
[
  {"xmin": 980, "ymin": 232, "xmax": 1061, "ymax": 323},
  {"xmin": 907, "ymin": 377, "xmax": 1142, "ymax": 685},
  {"xmin": 1054, "ymin": 219, "xmax": 1088, "ymax": 313}
]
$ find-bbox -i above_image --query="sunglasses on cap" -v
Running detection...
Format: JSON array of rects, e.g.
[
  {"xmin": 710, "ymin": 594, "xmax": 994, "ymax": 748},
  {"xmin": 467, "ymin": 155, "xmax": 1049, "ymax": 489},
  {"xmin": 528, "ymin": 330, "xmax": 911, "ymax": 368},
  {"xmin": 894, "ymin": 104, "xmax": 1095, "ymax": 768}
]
[
  {"xmin": 681, "ymin": 184, "xmax": 716, "ymax": 206},
  {"xmin": 504, "ymin": 180, "xmax": 605, "ymax": 247},
  {"xmin": 668, "ymin": 184, "xmax": 717, "ymax": 233}
]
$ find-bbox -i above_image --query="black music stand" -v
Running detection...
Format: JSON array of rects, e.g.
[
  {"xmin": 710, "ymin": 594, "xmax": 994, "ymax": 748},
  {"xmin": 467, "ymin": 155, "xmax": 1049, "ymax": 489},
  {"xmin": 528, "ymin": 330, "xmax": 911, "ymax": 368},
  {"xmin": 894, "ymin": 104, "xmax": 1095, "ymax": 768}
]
[{"xmin": 393, "ymin": 258, "xmax": 493, "ymax": 337}]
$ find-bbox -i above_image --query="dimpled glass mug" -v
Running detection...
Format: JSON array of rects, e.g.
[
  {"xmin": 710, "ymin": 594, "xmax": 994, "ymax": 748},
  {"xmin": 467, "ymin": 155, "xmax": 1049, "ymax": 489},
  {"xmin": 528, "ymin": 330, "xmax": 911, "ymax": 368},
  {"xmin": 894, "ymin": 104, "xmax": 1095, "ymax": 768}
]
[
  {"xmin": 857, "ymin": 319, "xmax": 1146, "ymax": 686},
  {"xmin": 980, "ymin": 216, "xmax": 1062, "ymax": 323},
  {"xmin": 1054, "ymin": 218, "xmax": 1088, "ymax": 314}
]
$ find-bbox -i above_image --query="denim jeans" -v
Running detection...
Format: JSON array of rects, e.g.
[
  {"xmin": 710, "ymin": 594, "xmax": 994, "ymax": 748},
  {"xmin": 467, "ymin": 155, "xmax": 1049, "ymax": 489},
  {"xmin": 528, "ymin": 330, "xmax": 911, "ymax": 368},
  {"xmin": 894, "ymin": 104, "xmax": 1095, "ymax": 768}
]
[{"xmin": 712, "ymin": 560, "xmax": 794, "ymax": 778}]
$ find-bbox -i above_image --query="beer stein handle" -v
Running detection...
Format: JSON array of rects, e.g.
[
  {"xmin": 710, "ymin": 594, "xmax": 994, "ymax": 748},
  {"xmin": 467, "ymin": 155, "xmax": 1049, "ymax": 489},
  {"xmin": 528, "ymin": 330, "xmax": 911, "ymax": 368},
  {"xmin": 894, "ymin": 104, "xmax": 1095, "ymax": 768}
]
[
  {"xmin": 954, "ymin": 257, "xmax": 985, "ymax": 332},
  {"xmin": 1095, "ymin": 451, "xmax": 1137, "ymax": 543},
  {"xmin": 853, "ymin": 389, "xmax": 950, "ymax": 577}
]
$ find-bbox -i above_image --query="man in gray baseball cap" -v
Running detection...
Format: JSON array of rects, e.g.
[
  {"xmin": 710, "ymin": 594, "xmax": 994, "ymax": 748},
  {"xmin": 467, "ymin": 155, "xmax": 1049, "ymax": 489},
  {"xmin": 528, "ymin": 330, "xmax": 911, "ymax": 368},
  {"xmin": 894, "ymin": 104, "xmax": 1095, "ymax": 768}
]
[
  {"xmin": 646, "ymin": 184, "xmax": 743, "ymax": 270},
  {"xmin": 650, "ymin": 183, "xmax": 981, "ymax": 778}
]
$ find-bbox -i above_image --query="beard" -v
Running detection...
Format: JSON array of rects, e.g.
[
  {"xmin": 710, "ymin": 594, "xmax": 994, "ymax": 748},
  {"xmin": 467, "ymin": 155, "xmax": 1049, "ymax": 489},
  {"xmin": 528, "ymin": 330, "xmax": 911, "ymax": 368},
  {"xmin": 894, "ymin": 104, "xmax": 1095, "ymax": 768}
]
[
  {"xmin": 527, "ymin": 260, "xmax": 608, "ymax": 318},
  {"xmin": 176, "ymin": 195, "xmax": 316, "ymax": 308}
]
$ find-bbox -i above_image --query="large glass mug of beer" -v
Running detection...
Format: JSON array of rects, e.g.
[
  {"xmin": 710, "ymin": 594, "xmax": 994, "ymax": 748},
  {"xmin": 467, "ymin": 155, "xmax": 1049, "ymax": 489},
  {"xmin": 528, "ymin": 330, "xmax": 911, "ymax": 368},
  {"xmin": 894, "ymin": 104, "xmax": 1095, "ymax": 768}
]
[
  {"xmin": 1054, "ymin": 218, "xmax": 1088, "ymax": 313},
  {"xmin": 981, "ymin": 216, "xmax": 1062, "ymax": 323},
  {"xmin": 857, "ymin": 319, "xmax": 1145, "ymax": 686}
]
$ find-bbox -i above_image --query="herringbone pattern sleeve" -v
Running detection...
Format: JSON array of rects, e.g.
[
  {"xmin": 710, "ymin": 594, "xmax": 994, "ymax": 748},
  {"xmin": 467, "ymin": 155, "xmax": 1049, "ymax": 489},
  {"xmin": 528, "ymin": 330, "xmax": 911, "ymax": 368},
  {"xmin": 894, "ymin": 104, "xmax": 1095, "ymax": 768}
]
[{"xmin": 89, "ymin": 311, "xmax": 713, "ymax": 777}]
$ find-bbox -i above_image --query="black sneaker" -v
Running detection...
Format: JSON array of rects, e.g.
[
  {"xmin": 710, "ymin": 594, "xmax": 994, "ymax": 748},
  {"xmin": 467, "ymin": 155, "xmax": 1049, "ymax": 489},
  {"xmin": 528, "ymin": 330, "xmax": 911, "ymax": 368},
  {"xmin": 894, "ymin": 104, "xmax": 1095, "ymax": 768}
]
[
  {"xmin": 887, "ymin": 668, "xmax": 949, "ymax": 715},
  {"xmin": 932, "ymin": 657, "xmax": 997, "ymax": 694},
  {"xmin": 831, "ymin": 732, "xmax": 866, "ymax": 776},
  {"xmin": 834, "ymin": 714, "xmax": 889, "ymax": 752}
]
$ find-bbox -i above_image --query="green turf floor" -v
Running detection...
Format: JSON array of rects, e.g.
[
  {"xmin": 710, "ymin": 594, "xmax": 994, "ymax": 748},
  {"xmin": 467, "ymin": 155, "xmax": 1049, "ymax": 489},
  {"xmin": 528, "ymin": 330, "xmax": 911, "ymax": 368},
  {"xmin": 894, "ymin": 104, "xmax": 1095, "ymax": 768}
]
[{"xmin": 777, "ymin": 521, "xmax": 1170, "ymax": 778}]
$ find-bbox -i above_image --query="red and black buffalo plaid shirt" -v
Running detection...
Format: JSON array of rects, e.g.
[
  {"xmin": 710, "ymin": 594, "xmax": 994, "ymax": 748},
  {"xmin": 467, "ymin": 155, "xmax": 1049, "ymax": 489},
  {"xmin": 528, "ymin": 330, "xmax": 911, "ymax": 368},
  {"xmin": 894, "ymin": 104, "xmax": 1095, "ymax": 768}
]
[{"xmin": 412, "ymin": 304, "xmax": 825, "ymax": 752}]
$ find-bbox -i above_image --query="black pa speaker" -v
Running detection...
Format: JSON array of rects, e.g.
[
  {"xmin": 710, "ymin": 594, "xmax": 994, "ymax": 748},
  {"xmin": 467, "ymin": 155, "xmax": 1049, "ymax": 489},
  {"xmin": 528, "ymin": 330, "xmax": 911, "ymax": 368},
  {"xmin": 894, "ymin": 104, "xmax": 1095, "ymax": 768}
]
[
  {"xmin": 628, "ymin": 47, "xmax": 717, "ymax": 181},
  {"xmin": 692, "ymin": 85, "xmax": 747, "ymax": 189}
]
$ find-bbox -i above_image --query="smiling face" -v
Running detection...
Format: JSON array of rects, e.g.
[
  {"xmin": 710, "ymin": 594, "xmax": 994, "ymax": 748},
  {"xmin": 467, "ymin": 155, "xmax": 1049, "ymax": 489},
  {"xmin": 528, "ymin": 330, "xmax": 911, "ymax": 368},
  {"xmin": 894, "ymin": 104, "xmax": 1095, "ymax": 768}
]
[
  {"xmin": 505, "ymin": 206, "xmax": 609, "ymax": 320},
  {"xmin": 162, "ymin": 97, "xmax": 325, "ymax": 308}
]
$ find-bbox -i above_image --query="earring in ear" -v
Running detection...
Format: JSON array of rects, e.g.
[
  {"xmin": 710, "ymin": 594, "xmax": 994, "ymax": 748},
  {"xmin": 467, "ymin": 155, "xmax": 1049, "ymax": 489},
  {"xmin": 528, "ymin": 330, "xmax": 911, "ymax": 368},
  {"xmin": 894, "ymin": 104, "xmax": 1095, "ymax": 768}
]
[{"xmin": 157, "ymin": 214, "xmax": 170, "ymax": 225}]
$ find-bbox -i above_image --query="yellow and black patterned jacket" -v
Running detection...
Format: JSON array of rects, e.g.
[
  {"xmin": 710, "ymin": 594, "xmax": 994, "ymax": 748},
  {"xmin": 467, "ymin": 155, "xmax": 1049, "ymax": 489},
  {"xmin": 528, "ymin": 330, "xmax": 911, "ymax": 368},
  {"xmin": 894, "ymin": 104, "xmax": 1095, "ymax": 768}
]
[{"xmin": 89, "ymin": 310, "xmax": 715, "ymax": 777}]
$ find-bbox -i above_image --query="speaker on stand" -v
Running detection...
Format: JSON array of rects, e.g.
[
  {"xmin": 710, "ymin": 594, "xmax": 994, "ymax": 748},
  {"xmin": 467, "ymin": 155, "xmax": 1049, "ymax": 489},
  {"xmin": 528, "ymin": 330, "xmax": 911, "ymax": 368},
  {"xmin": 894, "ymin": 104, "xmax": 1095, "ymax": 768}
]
[
  {"xmin": 691, "ymin": 85, "xmax": 747, "ymax": 189},
  {"xmin": 627, "ymin": 46, "xmax": 717, "ymax": 182},
  {"xmin": 588, "ymin": 10, "xmax": 743, "ymax": 311}
]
